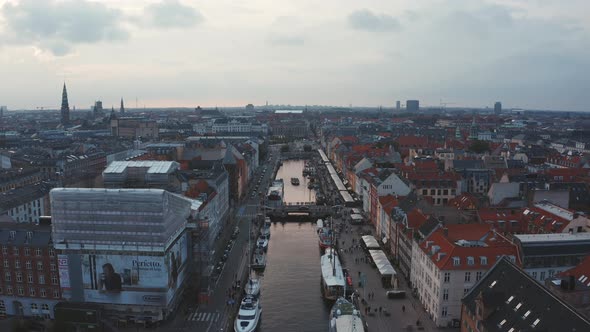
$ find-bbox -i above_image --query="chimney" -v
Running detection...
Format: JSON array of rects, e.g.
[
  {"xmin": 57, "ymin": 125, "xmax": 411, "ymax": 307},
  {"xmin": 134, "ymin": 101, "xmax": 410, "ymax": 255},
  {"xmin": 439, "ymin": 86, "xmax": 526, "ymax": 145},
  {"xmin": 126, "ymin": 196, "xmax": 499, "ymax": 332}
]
[
  {"xmin": 561, "ymin": 279, "xmax": 568, "ymax": 290},
  {"xmin": 569, "ymin": 275, "xmax": 576, "ymax": 291},
  {"xmin": 443, "ymin": 227, "xmax": 449, "ymax": 237}
]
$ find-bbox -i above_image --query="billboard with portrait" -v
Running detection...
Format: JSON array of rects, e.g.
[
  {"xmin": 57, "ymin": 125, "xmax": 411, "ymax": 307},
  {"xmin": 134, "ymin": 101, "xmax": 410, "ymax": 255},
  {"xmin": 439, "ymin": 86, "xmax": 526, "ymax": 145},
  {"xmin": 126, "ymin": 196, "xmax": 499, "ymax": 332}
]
[{"xmin": 80, "ymin": 233, "xmax": 188, "ymax": 306}]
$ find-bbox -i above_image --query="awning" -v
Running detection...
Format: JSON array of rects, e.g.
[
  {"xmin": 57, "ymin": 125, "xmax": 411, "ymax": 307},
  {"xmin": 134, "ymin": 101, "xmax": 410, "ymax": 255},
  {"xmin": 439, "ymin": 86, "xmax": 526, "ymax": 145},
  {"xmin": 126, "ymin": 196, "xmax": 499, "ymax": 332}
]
[
  {"xmin": 361, "ymin": 235, "xmax": 380, "ymax": 249},
  {"xmin": 369, "ymin": 250, "xmax": 397, "ymax": 276}
]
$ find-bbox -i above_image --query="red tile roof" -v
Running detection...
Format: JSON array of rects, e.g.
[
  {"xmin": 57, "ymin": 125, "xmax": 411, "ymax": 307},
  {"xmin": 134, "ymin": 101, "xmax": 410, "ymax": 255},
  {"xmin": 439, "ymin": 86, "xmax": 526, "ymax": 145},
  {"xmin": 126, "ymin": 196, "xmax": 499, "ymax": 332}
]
[
  {"xmin": 558, "ymin": 255, "xmax": 590, "ymax": 281},
  {"xmin": 421, "ymin": 224, "xmax": 519, "ymax": 270}
]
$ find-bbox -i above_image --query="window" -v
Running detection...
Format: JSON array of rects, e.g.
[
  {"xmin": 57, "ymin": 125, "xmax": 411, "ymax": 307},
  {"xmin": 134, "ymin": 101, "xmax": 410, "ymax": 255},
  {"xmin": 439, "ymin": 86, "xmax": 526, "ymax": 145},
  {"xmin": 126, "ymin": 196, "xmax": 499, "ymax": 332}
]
[
  {"xmin": 38, "ymin": 275, "xmax": 45, "ymax": 284},
  {"xmin": 27, "ymin": 274, "xmax": 33, "ymax": 283},
  {"xmin": 442, "ymin": 306, "xmax": 448, "ymax": 317},
  {"xmin": 49, "ymin": 249, "xmax": 55, "ymax": 257},
  {"xmin": 514, "ymin": 303, "xmax": 522, "ymax": 311},
  {"xmin": 465, "ymin": 272, "xmax": 471, "ymax": 282},
  {"xmin": 26, "ymin": 261, "xmax": 32, "ymax": 270},
  {"xmin": 3, "ymin": 259, "xmax": 8, "ymax": 268},
  {"xmin": 480, "ymin": 256, "xmax": 487, "ymax": 265},
  {"xmin": 40, "ymin": 288, "xmax": 46, "ymax": 297},
  {"xmin": 8, "ymin": 231, "xmax": 16, "ymax": 240},
  {"xmin": 464, "ymin": 288, "xmax": 469, "ymax": 295},
  {"xmin": 13, "ymin": 247, "xmax": 19, "ymax": 255},
  {"xmin": 422, "ymin": 189, "xmax": 428, "ymax": 195},
  {"xmin": 51, "ymin": 274, "xmax": 58, "ymax": 285},
  {"xmin": 16, "ymin": 272, "xmax": 22, "ymax": 283},
  {"xmin": 532, "ymin": 319, "xmax": 540, "ymax": 327},
  {"xmin": 24, "ymin": 247, "xmax": 30, "ymax": 256},
  {"xmin": 5, "ymin": 272, "xmax": 11, "ymax": 282},
  {"xmin": 453, "ymin": 257, "xmax": 460, "ymax": 266},
  {"xmin": 476, "ymin": 271, "xmax": 483, "ymax": 281},
  {"xmin": 29, "ymin": 287, "xmax": 36, "ymax": 296},
  {"xmin": 50, "ymin": 263, "xmax": 56, "ymax": 271},
  {"xmin": 53, "ymin": 289, "xmax": 60, "ymax": 298},
  {"xmin": 540, "ymin": 272, "xmax": 546, "ymax": 281},
  {"xmin": 443, "ymin": 289, "xmax": 449, "ymax": 301},
  {"xmin": 532, "ymin": 271, "xmax": 538, "ymax": 280},
  {"xmin": 7, "ymin": 286, "xmax": 13, "ymax": 295},
  {"xmin": 444, "ymin": 272, "xmax": 451, "ymax": 283},
  {"xmin": 41, "ymin": 304, "xmax": 49, "ymax": 311},
  {"xmin": 523, "ymin": 310, "xmax": 531, "ymax": 319},
  {"xmin": 467, "ymin": 256, "xmax": 474, "ymax": 265},
  {"xmin": 30, "ymin": 303, "xmax": 38, "ymax": 312},
  {"xmin": 37, "ymin": 261, "xmax": 43, "ymax": 271},
  {"xmin": 35, "ymin": 248, "xmax": 42, "ymax": 256},
  {"xmin": 17, "ymin": 286, "xmax": 24, "ymax": 296}
]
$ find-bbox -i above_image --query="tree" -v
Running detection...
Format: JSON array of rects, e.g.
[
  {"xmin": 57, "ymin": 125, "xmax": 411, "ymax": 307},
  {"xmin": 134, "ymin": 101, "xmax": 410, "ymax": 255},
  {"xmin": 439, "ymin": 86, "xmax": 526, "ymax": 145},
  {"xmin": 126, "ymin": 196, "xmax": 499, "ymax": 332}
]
[{"xmin": 468, "ymin": 140, "xmax": 490, "ymax": 154}]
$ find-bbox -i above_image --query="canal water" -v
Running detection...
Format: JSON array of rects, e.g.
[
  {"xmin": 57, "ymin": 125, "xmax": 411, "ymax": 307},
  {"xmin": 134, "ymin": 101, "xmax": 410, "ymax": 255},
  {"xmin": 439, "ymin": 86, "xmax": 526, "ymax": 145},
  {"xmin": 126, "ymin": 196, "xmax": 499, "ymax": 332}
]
[{"xmin": 257, "ymin": 159, "xmax": 328, "ymax": 331}]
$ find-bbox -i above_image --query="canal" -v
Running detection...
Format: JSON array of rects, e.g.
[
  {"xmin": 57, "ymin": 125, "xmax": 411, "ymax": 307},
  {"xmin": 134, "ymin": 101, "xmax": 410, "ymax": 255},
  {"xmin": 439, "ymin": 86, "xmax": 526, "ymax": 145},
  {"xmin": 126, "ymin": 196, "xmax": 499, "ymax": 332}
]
[{"xmin": 258, "ymin": 159, "xmax": 329, "ymax": 331}]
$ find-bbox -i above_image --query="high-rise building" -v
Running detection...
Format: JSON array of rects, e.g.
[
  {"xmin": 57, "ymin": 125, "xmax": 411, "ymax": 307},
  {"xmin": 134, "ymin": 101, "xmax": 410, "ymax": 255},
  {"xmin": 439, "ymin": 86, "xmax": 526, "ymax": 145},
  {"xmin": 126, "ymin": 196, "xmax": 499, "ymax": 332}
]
[
  {"xmin": 0, "ymin": 106, "xmax": 6, "ymax": 120},
  {"xmin": 406, "ymin": 100, "xmax": 419, "ymax": 112},
  {"xmin": 494, "ymin": 101, "xmax": 502, "ymax": 114},
  {"xmin": 120, "ymin": 98, "xmax": 125, "ymax": 114},
  {"xmin": 60, "ymin": 83, "xmax": 70, "ymax": 127},
  {"xmin": 396, "ymin": 101, "xmax": 401, "ymax": 110}
]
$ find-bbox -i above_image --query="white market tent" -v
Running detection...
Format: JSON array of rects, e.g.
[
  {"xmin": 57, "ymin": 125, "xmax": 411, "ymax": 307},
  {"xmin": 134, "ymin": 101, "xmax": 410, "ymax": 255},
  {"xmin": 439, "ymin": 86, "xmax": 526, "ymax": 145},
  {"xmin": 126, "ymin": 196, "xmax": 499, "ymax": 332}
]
[
  {"xmin": 369, "ymin": 250, "xmax": 397, "ymax": 276},
  {"xmin": 361, "ymin": 235, "xmax": 380, "ymax": 249}
]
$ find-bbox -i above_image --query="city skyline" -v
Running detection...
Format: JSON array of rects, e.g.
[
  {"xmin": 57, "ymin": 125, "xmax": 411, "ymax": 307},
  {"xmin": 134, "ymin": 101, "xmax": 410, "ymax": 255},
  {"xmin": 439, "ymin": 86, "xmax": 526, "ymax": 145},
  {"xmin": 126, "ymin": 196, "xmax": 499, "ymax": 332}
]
[{"xmin": 1, "ymin": 0, "xmax": 589, "ymax": 111}]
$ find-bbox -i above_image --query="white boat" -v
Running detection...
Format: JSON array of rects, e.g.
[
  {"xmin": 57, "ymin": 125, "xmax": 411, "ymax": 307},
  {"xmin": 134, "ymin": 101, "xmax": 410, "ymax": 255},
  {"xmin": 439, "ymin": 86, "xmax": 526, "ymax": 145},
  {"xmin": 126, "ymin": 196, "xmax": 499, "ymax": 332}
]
[
  {"xmin": 261, "ymin": 218, "xmax": 271, "ymax": 237},
  {"xmin": 256, "ymin": 234, "xmax": 269, "ymax": 251},
  {"xmin": 266, "ymin": 179, "xmax": 284, "ymax": 208},
  {"xmin": 329, "ymin": 297, "xmax": 365, "ymax": 332},
  {"xmin": 245, "ymin": 277, "xmax": 261, "ymax": 298},
  {"xmin": 251, "ymin": 248, "xmax": 266, "ymax": 270},
  {"xmin": 234, "ymin": 294, "xmax": 262, "ymax": 332},
  {"xmin": 317, "ymin": 219, "xmax": 324, "ymax": 229},
  {"xmin": 321, "ymin": 248, "xmax": 345, "ymax": 301}
]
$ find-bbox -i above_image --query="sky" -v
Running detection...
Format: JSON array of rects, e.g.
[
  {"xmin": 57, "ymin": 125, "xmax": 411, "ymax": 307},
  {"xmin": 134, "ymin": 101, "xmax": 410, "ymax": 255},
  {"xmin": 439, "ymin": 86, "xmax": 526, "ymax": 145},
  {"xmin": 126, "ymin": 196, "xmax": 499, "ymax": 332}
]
[{"xmin": 0, "ymin": 0, "xmax": 589, "ymax": 111}]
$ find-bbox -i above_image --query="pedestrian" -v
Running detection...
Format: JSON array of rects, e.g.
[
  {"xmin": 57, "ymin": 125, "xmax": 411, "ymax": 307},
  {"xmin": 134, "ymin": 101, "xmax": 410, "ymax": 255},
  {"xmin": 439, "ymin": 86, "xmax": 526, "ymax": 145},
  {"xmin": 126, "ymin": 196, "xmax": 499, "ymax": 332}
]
[
  {"xmin": 379, "ymin": 306, "xmax": 382, "ymax": 314},
  {"xmin": 367, "ymin": 306, "xmax": 371, "ymax": 314},
  {"xmin": 402, "ymin": 305, "xmax": 406, "ymax": 313}
]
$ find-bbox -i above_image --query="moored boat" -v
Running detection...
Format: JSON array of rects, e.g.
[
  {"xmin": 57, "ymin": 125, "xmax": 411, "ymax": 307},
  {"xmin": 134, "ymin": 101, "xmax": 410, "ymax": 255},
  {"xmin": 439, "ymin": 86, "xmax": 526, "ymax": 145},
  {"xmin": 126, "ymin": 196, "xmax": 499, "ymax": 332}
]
[
  {"xmin": 245, "ymin": 277, "xmax": 261, "ymax": 298},
  {"xmin": 291, "ymin": 177, "xmax": 300, "ymax": 185},
  {"xmin": 256, "ymin": 234, "xmax": 269, "ymax": 251},
  {"xmin": 251, "ymin": 248, "xmax": 267, "ymax": 270},
  {"xmin": 266, "ymin": 180, "xmax": 284, "ymax": 208},
  {"xmin": 329, "ymin": 296, "xmax": 365, "ymax": 332},
  {"xmin": 234, "ymin": 294, "xmax": 262, "ymax": 332},
  {"xmin": 318, "ymin": 226, "xmax": 334, "ymax": 250},
  {"xmin": 321, "ymin": 248, "xmax": 345, "ymax": 301}
]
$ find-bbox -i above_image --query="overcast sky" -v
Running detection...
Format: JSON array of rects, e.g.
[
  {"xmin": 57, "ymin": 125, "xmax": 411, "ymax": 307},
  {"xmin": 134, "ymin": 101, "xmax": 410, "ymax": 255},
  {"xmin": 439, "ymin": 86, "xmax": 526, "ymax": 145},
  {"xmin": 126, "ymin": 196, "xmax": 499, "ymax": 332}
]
[{"xmin": 1, "ymin": 0, "xmax": 589, "ymax": 111}]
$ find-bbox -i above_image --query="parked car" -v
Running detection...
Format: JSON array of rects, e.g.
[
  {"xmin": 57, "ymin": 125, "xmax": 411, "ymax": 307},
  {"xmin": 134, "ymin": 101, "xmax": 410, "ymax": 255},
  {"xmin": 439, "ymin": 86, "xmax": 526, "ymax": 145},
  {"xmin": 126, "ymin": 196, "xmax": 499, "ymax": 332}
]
[{"xmin": 232, "ymin": 226, "xmax": 240, "ymax": 239}]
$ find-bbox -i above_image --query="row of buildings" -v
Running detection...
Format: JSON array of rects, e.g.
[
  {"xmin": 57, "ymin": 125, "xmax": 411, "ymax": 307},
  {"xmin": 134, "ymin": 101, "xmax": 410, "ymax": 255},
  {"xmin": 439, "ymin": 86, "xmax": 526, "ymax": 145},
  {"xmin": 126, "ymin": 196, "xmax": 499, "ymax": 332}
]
[{"xmin": 319, "ymin": 110, "xmax": 590, "ymax": 328}]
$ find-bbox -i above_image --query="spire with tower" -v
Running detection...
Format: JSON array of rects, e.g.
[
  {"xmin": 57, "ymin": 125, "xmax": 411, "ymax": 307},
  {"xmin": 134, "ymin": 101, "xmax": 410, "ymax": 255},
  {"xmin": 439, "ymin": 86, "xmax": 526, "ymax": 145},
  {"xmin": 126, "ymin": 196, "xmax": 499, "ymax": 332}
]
[
  {"xmin": 60, "ymin": 83, "xmax": 70, "ymax": 127},
  {"xmin": 120, "ymin": 98, "xmax": 125, "ymax": 114}
]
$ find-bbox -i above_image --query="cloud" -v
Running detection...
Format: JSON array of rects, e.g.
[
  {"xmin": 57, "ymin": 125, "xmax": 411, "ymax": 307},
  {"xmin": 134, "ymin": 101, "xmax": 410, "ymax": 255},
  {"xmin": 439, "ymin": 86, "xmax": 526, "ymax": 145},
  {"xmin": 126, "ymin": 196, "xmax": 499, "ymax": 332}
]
[
  {"xmin": 267, "ymin": 35, "xmax": 304, "ymax": 46},
  {"xmin": 347, "ymin": 9, "xmax": 401, "ymax": 32},
  {"xmin": 0, "ymin": 0, "xmax": 128, "ymax": 55},
  {"xmin": 145, "ymin": 0, "xmax": 204, "ymax": 29}
]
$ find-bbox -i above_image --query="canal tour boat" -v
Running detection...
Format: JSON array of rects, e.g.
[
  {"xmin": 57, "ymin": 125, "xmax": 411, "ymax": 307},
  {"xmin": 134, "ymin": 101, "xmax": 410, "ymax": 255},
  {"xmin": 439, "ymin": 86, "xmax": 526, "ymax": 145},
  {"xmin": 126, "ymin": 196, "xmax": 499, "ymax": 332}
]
[
  {"xmin": 234, "ymin": 294, "xmax": 262, "ymax": 332},
  {"xmin": 251, "ymin": 248, "xmax": 267, "ymax": 270},
  {"xmin": 329, "ymin": 296, "xmax": 365, "ymax": 332},
  {"xmin": 266, "ymin": 179, "xmax": 284, "ymax": 208},
  {"xmin": 291, "ymin": 177, "xmax": 300, "ymax": 185},
  {"xmin": 321, "ymin": 248, "xmax": 345, "ymax": 301},
  {"xmin": 256, "ymin": 234, "xmax": 269, "ymax": 251}
]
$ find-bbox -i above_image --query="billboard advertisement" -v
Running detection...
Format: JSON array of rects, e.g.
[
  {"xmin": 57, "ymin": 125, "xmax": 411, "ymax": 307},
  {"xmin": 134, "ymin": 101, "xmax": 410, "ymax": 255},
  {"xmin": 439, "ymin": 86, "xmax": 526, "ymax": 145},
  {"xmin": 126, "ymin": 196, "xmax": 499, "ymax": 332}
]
[{"xmin": 81, "ymin": 233, "xmax": 188, "ymax": 306}]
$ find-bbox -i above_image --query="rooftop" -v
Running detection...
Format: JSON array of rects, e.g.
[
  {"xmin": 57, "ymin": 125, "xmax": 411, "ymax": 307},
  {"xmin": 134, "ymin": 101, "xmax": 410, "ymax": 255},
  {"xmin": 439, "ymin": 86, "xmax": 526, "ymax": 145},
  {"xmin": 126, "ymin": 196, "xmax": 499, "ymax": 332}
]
[{"xmin": 103, "ymin": 160, "xmax": 179, "ymax": 174}]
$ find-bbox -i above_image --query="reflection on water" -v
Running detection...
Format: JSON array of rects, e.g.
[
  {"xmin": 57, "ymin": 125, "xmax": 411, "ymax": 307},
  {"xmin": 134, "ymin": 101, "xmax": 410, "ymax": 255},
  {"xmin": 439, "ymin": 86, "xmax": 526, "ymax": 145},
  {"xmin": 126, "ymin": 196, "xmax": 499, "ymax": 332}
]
[
  {"xmin": 275, "ymin": 160, "xmax": 316, "ymax": 204},
  {"xmin": 258, "ymin": 222, "xmax": 329, "ymax": 332}
]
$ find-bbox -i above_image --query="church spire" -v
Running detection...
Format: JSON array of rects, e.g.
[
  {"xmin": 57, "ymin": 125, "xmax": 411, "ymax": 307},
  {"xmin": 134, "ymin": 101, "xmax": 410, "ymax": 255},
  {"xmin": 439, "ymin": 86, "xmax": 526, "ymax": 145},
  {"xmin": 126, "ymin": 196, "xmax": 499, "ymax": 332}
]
[
  {"xmin": 120, "ymin": 98, "xmax": 125, "ymax": 114},
  {"xmin": 60, "ymin": 82, "xmax": 70, "ymax": 126}
]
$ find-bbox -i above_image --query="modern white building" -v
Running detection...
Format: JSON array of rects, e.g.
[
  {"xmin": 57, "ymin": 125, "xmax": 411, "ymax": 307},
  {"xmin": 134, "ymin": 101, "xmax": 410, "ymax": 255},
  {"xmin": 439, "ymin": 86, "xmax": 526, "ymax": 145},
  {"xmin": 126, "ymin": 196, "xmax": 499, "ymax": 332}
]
[
  {"xmin": 515, "ymin": 232, "xmax": 590, "ymax": 283},
  {"xmin": 0, "ymin": 183, "xmax": 50, "ymax": 224},
  {"xmin": 410, "ymin": 224, "xmax": 519, "ymax": 327}
]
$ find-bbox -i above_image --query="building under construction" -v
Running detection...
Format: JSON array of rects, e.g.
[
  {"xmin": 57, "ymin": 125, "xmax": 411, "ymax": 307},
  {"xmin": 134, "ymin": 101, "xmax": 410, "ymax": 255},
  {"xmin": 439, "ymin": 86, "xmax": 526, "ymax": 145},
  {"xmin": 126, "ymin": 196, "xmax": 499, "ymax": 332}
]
[{"xmin": 50, "ymin": 188, "xmax": 201, "ymax": 323}]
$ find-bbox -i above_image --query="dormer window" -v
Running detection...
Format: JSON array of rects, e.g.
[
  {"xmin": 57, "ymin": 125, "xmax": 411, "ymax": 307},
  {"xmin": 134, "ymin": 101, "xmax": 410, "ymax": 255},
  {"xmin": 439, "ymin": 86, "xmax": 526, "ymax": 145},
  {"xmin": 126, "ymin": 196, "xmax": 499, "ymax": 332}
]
[
  {"xmin": 480, "ymin": 256, "xmax": 488, "ymax": 265},
  {"xmin": 467, "ymin": 256, "xmax": 474, "ymax": 265},
  {"xmin": 506, "ymin": 295, "xmax": 514, "ymax": 304},
  {"xmin": 453, "ymin": 257, "xmax": 460, "ymax": 266}
]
